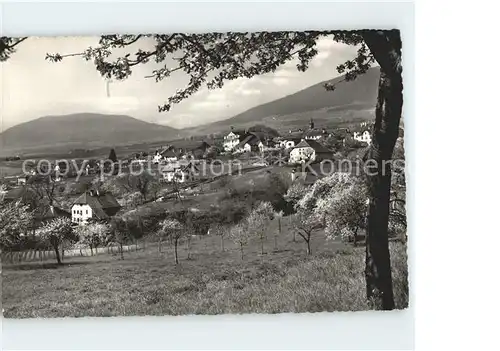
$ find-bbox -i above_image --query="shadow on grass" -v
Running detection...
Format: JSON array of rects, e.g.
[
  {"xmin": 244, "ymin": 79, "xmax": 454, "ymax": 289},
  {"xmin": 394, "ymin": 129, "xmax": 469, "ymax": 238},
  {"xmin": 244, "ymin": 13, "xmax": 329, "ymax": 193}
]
[{"xmin": 2, "ymin": 260, "xmax": 111, "ymax": 271}]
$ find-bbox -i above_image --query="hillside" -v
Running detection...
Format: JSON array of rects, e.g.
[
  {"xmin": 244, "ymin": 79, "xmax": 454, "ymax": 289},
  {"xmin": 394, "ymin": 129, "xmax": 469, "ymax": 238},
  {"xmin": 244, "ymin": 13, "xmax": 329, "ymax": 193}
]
[
  {"xmin": 0, "ymin": 113, "xmax": 180, "ymax": 152},
  {"xmin": 187, "ymin": 66, "xmax": 380, "ymax": 135}
]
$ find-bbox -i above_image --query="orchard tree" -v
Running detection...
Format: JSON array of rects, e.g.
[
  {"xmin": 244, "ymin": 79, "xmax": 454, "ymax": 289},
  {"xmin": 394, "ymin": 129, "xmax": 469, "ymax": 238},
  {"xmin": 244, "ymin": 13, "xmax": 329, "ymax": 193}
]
[
  {"xmin": 77, "ymin": 222, "xmax": 109, "ymax": 255},
  {"xmin": 109, "ymin": 217, "xmax": 130, "ymax": 259},
  {"xmin": 318, "ymin": 176, "xmax": 368, "ymax": 247},
  {"xmin": 2, "ymin": 29, "xmax": 403, "ymax": 309},
  {"xmin": 209, "ymin": 222, "xmax": 227, "ymax": 252},
  {"xmin": 159, "ymin": 217, "xmax": 183, "ymax": 264},
  {"xmin": 290, "ymin": 210, "xmax": 322, "ymax": 256},
  {"xmin": 229, "ymin": 222, "xmax": 250, "ymax": 261},
  {"xmin": 274, "ymin": 210, "xmax": 284, "ymax": 251},
  {"xmin": 247, "ymin": 201, "xmax": 274, "ymax": 255},
  {"xmin": 0, "ymin": 201, "xmax": 34, "ymax": 251},
  {"xmin": 38, "ymin": 217, "xmax": 78, "ymax": 265}
]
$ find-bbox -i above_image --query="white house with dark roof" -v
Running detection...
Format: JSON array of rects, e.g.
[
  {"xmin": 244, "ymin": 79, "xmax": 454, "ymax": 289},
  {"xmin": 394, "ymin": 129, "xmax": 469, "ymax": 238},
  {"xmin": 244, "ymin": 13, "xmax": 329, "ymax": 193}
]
[
  {"xmin": 353, "ymin": 130, "xmax": 372, "ymax": 145},
  {"xmin": 160, "ymin": 161, "xmax": 199, "ymax": 183},
  {"xmin": 289, "ymin": 139, "xmax": 333, "ymax": 164},
  {"xmin": 71, "ymin": 190, "xmax": 121, "ymax": 225},
  {"xmin": 223, "ymin": 129, "xmax": 246, "ymax": 152}
]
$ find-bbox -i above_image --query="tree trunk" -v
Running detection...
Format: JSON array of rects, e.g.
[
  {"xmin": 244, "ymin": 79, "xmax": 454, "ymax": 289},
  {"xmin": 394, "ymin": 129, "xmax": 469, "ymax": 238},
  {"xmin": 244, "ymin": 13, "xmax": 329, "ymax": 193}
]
[
  {"xmin": 353, "ymin": 227, "xmax": 359, "ymax": 247},
  {"xmin": 54, "ymin": 245, "xmax": 62, "ymax": 265},
  {"xmin": 90, "ymin": 245, "xmax": 94, "ymax": 256},
  {"xmin": 174, "ymin": 238, "xmax": 179, "ymax": 264},
  {"xmin": 158, "ymin": 237, "xmax": 162, "ymax": 253},
  {"xmin": 361, "ymin": 30, "xmax": 403, "ymax": 310},
  {"xmin": 306, "ymin": 239, "xmax": 311, "ymax": 256},
  {"xmin": 187, "ymin": 237, "xmax": 191, "ymax": 259},
  {"xmin": 119, "ymin": 243, "xmax": 124, "ymax": 260}
]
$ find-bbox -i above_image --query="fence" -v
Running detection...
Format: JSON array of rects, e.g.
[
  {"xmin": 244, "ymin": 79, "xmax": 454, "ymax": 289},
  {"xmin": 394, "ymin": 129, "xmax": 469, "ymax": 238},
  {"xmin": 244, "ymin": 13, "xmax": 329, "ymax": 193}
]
[{"xmin": 0, "ymin": 243, "xmax": 141, "ymax": 265}]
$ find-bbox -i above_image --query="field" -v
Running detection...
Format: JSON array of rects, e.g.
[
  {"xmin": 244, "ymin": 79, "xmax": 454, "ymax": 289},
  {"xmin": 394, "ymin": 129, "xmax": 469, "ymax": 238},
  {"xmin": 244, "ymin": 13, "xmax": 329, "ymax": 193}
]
[{"xmin": 1, "ymin": 217, "xmax": 409, "ymax": 318}]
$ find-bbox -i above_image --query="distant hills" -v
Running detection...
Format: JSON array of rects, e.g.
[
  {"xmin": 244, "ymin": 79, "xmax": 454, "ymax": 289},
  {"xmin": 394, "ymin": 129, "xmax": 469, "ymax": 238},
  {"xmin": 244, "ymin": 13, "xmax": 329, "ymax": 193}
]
[
  {"xmin": 0, "ymin": 67, "xmax": 380, "ymax": 154},
  {"xmin": 186, "ymin": 66, "xmax": 380, "ymax": 135},
  {"xmin": 0, "ymin": 113, "xmax": 180, "ymax": 152}
]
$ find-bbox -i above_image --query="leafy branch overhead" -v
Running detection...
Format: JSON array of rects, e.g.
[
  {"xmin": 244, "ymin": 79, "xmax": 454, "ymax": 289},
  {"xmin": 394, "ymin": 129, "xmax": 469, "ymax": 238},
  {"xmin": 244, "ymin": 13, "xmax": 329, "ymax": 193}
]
[
  {"xmin": 0, "ymin": 37, "xmax": 28, "ymax": 62},
  {"xmin": 44, "ymin": 30, "xmax": 378, "ymax": 112}
]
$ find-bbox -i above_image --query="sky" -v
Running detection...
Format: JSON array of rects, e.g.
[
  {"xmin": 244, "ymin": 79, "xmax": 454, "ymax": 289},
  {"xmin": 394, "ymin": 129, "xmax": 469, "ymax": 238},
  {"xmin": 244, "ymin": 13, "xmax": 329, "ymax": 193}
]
[{"xmin": 0, "ymin": 35, "xmax": 359, "ymax": 131}]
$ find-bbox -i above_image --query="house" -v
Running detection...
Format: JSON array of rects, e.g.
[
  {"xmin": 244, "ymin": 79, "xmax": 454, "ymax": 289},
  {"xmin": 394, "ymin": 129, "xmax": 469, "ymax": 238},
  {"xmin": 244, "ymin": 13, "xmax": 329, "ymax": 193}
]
[
  {"xmin": 223, "ymin": 129, "xmax": 245, "ymax": 152},
  {"xmin": 153, "ymin": 147, "xmax": 179, "ymax": 164},
  {"xmin": 233, "ymin": 133, "xmax": 258, "ymax": 153},
  {"xmin": 303, "ymin": 128, "xmax": 327, "ymax": 141},
  {"xmin": 279, "ymin": 137, "xmax": 303, "ymax": 149},
  {"xmin": 289, "ymin": 139, "xmax": 333, "ymax": 164},
  {"xmin": 160, "ymin": 161, "xmax": 199, "ymax": 183},
  {"xmin": 258, "ymin": 139, "xmax": 277, "ymax": 152},
  {"xmin": 71, "ymin": 190, "xmax": 121, "ymax": 225},
  {"xmin": 353, "ymin": 130, "xmax": 372, "ymax": 145}
]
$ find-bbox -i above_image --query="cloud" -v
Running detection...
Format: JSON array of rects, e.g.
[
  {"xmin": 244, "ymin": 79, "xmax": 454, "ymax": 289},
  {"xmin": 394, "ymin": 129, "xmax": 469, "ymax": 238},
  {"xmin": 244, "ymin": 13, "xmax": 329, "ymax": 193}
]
[
  {"xmin": 311, "ymin": 51, "xmax": 331, "ymax": 68},
  {"xmin": 272, "ymin": 77, "xmax": 290, "ymax": 86},
  {"xmin": 237, "ymin": 88, "xmax": 261, "ymax": 96},
  {"xmin": 315, "ymin": 36, "xmax": 345, "ymax": 51},
  {"xmin": 1, "ymin": 36, "xmax": 359, "ymax": 130},
  {"xmin": 227, "ymin": 78, "xmax": 263, "ymax": 96}
]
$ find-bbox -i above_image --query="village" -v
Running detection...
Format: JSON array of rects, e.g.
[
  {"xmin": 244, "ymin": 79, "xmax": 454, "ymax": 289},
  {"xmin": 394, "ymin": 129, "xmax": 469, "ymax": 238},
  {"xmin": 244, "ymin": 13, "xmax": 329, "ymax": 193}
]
[
  {"xmin": 0, "ymin": 118, "xmax": 407, "ymax": 263},
  {"xmin": 0, "ymin": 118, "xmax": 379, "ymax": 222},
  {"xmin": 0, "ymin": 113, "xmax": 408, "ymax": 318}
]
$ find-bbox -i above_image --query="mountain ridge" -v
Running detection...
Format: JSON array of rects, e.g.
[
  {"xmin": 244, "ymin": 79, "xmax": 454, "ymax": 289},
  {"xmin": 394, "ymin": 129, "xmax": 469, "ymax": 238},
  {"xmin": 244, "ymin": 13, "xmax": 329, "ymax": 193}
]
[
  {"xmin": 186, "ymin": 66, "xmax": 380, "ymax": 135},
  {"xmin": 0, "ymin": 113, "xmax": 180, "ymax": 151},
  {"xmin": 0, "ymin": 67, "xmax": 381, "ymax": 152}
]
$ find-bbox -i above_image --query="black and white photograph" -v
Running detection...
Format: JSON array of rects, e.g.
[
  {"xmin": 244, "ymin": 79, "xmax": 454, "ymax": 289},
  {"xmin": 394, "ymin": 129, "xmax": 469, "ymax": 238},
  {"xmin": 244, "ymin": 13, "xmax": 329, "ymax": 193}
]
[{"xmin": 0, "ymin": 30, "xmax": 407, "ymax": 318}]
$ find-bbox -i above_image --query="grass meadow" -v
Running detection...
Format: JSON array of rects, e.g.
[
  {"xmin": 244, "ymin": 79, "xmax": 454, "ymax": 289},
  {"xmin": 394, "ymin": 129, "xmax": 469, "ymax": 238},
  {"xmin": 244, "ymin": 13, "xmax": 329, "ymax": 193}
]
[{"xmin": 1, "ymin": 218, "xmax": 408, "ymax": 318}]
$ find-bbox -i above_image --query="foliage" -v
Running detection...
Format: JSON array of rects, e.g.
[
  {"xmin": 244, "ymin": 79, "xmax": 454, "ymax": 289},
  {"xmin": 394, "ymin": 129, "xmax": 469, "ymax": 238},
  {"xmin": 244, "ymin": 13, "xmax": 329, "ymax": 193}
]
[
  {"xmin": 248, "ymin": 124, "xmax": 280, "ymax": 137},
  {"xmin": 43, "ymin": 31, "xmax": 380, "ymax": 112},
  {"xmin": 123, "ymin": 173, "xmax": 156, "ymax": 201},
  {"xmin": 290, "ymin": 211, "xmax": 322, "ymax": 255},
  {"xmin": 303, "ymin": 173, "xmax": 367, "ymax": 242},
  {"xmin": 229, "ymin": 222, "xmax": 251, "ymax": 260},
  {"xmin": 0, "ymin": 201, "xmax": 34, "ymax": 251},
  {"xmin": 159, "ymin": 217, "xmax": 184, "ymax": 264},
  {"xmin": 284, "ymin": 182, "xmax": 309, "ymax": 211},
  {"xmin": 76, "ymin": 222, "xmax": 109, "ymax": 255},
  {"xmin": 38, "ymin": 217, "xmax": 78, "ymax": 264},
  {"xmin": 247, "ymin": 201, "xmax": 275, "ymax": 255},
  {"xmin": 108, "ymin": 217, "xmax": 131, "ymax": 259},
  {"xmin": 0, "ymin": 36, "xmax": 27, "ymax": 61}
]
